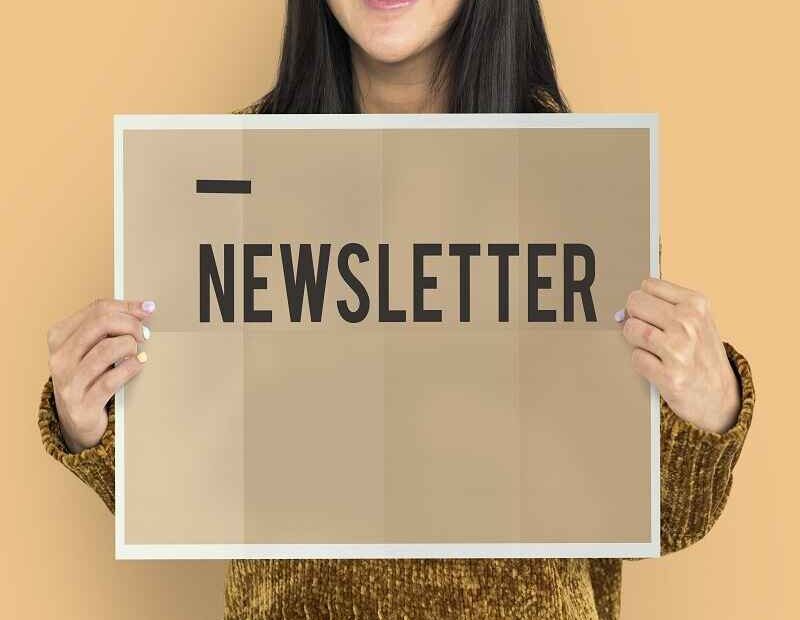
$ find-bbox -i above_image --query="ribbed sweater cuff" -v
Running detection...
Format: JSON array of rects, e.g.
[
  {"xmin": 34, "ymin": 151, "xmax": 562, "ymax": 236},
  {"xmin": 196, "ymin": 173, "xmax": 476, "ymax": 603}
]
[
  {"xmin": 38, "ymin": 377, "xmax": 116, "ymax": 513},
  {"xmin": 659, "ymin": 341, "xmax": 754, "ymax": 553}
]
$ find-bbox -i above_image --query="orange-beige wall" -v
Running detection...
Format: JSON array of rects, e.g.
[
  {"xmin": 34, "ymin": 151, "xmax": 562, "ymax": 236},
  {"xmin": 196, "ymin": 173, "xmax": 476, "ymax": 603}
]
[{"xmin": 1, "ymin": 1, "xmax": 795, "ymax": 618}]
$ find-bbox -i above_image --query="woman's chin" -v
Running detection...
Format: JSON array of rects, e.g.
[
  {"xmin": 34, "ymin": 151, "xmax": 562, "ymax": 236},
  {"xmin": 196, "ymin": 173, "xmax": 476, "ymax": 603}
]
[{"xmin": 357, "ymin": 37, "xmax": 430, "ymax": 65}]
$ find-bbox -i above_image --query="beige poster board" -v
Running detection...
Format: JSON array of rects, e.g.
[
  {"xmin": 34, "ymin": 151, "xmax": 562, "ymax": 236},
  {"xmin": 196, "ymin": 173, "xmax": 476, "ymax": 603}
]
[{"xmin": 114, "ymin": 114, "xmax": 660, "ymax": 559}]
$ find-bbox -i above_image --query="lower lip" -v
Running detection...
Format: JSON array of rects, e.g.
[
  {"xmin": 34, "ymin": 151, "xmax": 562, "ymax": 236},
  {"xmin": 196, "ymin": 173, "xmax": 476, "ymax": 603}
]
[{"xmin": 364, "ymin": 0, "xmax": 418, "ymax": 10}]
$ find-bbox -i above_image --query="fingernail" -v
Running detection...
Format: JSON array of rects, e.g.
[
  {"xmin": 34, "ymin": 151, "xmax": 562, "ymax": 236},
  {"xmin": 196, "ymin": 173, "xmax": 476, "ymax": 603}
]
[
  {"xmin": 141, "ymin": 300, "xmax": 156, "ymax": 314},
  {"xmin": 142, "ymin": 325, "xmax": 151, "ymax": 340},
  {"xmin": 613, "ymin": 309, "xmax": 626, "ymax": 323},
  {"xmin": 137, "ymin": 351, "xmax": 148, "ymax": 363}
]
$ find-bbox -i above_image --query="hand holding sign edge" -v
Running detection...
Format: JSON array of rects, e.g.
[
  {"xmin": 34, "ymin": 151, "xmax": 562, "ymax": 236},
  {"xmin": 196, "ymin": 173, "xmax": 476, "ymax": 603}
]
[{"xmin": 617, "ymin": 278, "xmax": 741, "ymax": 434}]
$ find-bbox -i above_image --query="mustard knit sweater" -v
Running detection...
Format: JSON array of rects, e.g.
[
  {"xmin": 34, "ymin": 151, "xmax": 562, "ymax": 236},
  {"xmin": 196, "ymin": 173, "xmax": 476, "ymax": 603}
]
[{"xmin": 38, "ymin": 341, "xmax": 753, "ymax": 620}]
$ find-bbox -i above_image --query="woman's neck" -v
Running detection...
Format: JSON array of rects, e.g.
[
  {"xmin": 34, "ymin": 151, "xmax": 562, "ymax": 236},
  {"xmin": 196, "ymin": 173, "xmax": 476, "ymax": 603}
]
[{"xmin": 351, "ymin": 42, "xmax": 448, "ymax": 114}]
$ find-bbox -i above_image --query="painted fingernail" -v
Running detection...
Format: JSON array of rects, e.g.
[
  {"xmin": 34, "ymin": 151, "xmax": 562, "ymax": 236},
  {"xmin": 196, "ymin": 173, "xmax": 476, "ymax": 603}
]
[
  {"xmin": 137, "ymin": 351, "xmax": 148, "ymax": 363},
  {"xmin": 141, "ymin": 300, "xmax": 156, "ymax": 314},
  {"xmin": 142, "ymin": 325, "xmax": 151, "ymax": 340},
  {"xmin": 613, "ymin": 309, "xmax": 626, "ymax": 323}
]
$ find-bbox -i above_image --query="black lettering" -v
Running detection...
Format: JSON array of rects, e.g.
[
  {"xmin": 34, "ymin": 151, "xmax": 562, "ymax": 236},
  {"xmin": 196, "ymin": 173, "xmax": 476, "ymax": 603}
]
[
  {"xmin": 281, "ymin": 243, "xmax": 330, "ymax": 322},
  {"xmin": 488, "ymin": 243, "xmax": 520, "ymax": 322},
  {"xmin": 337, "ymin": 243, "xmax": 370, "ymax": 323},
  {"xmin": 199, "ymin": 243, "xmax": 234, "ymax": 322},
  {"xmin": 379, "ymin": 243, "xmax": 406, "ymax": 322},
  {"xmin": 564, "ymin": 243, "xmax": 597, "ymax": 322},
  {"xmin": 528, "ymin": 243, "xmax": 557, "ymax": 322},
  {"xmin": 413, "ymin": 243, "xmax": 443, "ymax": 322},
  {"xmin": 244, "ymin": 243, "xmax": 272, "ymax": 322},
  {"xmin": 449, "ymin": 243, "xmax": 481, "ymax": 322}
]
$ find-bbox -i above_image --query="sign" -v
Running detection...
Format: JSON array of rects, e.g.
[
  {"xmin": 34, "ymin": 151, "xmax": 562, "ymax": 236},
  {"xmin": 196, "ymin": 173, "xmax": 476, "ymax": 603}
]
[{"xmin": 115, "ymin": 114, "xmax": 660, "ymax": 559}]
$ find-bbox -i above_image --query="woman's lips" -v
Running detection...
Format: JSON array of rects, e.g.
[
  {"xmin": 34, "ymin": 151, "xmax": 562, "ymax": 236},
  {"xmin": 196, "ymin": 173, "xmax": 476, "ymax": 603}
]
[{"xmin": 364, "ymin": 0, "xmax": 418, "ymax": 10}]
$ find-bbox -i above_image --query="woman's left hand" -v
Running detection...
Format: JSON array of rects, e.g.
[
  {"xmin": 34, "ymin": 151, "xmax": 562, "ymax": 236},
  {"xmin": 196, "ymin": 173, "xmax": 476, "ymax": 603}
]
[{"xmin": 616, "ymin": 278, "xmax": 741, "ymax": 434}]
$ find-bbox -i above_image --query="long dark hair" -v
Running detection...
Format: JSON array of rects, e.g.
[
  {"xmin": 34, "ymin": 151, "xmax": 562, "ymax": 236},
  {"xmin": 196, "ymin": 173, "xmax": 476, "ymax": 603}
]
[{"xmin": 256, "ymin": 0, "xmax": 568, "ymax": 114}]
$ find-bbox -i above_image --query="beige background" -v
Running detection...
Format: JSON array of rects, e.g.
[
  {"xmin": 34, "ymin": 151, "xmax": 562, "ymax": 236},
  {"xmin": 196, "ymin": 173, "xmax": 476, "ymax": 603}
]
[{"xmin": 0, "ymin": 1, "xmax": 795, "ymax": 618}]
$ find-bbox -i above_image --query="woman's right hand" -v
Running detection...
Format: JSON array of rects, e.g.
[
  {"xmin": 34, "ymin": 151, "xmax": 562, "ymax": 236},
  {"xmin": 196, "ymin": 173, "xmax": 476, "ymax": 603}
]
[{"xmin": 47, "ymin": 298, "xmax": 155, "ymax": 453}]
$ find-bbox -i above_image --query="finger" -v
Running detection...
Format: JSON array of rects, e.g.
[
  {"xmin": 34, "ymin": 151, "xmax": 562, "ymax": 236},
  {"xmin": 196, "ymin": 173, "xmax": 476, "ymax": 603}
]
[
  {"xmin": 84, "ymin": 354, "xmax": 146, "ymax": 410},
  {"xmin": 640, "ymin": 278, "xmax": 696, "ymax": 305},
  {"xmin": 49, "ymin": 299, "xmax": 153, "ymax": 352},
  {"xmin": 72, "ymin": 335, "xmax": 140, "ymax": 395},
  {"xmin": 62, "ymin": 311, "xmax": 148, "ymax": 365},
  {"xmin": 625, "ymin": 289, "xmax": 673, "ymax": 329},
  {"xmin": 622, "ymin": 317, "xmax": 667, "ymax": 358},
  {"xmin": 630, "ymin": 347, "xmax": 667, "ymax": 387}
]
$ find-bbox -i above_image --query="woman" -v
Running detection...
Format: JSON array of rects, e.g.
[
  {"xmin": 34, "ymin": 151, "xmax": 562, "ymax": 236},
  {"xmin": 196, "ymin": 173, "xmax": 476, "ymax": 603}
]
[{"xmin": 39, "ymin": 1, "xmax": 754, "ymax": 619}]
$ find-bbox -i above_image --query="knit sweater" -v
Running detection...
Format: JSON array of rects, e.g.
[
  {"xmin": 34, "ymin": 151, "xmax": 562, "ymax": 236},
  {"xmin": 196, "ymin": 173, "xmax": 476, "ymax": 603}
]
[{"xmin": 38, "ymin": 342, "xmax": 753, "ymax": 619}]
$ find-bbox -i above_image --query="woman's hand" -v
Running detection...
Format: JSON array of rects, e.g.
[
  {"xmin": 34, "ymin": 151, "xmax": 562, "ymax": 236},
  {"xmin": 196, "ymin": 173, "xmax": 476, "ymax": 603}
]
[
  {"xmin": 47, "ymin": 299, "xmax": 154, "ymax": 453},
  {"xmin": 616, "ymin": 278, "xmax": 740, "ymax": 434}
]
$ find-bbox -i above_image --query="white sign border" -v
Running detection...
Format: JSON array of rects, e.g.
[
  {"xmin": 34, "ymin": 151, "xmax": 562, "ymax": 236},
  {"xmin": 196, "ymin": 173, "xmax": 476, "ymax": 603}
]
[{"xmin": 114, "ymin": 113, "xmax": 661, "ymax": 560}]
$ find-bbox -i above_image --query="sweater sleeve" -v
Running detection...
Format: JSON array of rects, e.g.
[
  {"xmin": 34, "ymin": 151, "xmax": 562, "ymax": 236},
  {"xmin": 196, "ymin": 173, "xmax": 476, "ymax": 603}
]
[
  {"xmin": 659, "ymin": 341, "xmax": 754, "ymax": 555},
  {"xmin": 38, "ymin": 377, "xmax": 116, "ymax": 514}
]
